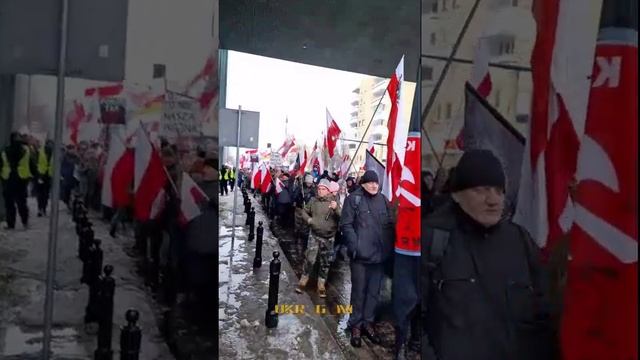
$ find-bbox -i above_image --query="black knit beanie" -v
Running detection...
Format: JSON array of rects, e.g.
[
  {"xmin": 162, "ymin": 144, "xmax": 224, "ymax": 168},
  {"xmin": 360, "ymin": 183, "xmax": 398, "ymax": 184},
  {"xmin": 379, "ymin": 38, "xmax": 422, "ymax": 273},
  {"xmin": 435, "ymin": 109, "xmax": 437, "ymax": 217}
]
[
  {"xmin": 360, "ymin": 170, "xmax": 379, "ymax": 184},
  {"xmin": 451, "ymin": 149, "xmax": 505, "ymax": 192}
]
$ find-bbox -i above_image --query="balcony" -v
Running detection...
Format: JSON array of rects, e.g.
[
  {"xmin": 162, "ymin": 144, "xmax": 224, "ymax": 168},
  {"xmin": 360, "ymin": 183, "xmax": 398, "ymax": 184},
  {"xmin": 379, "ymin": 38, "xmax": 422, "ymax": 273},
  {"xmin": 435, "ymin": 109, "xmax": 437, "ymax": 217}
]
[
  {"xmin": 352, "ymin": 87, "xmax": 361, "ymax": 94},
  {"xmin": 371, "ymin": 118, "xmax": 385, "ymax": 127},
  {"xmin": 350, "ymin": 120, "xmax": 359, "ymax": 128},
  {"xmin": 350, "ymin": 110, "xmax": 358, "ymax": 117},
  {"xmin": 351, "ymin": 99, "xmax": 359, "ymax": 106}
]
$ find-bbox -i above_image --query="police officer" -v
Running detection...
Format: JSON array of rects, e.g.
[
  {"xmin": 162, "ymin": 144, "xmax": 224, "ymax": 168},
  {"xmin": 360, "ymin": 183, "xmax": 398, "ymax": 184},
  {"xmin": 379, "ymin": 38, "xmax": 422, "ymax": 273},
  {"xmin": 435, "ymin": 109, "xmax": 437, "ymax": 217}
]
[
  {"xmin": 421, "ymin": 149, "xmax": 554, "ymax": 360},
  {"xmin": 229, "ymin": 167, "xmax": 236, "ymax": 192},
  {"xmin": 0, "ymin": 132, "xmax": 35, "ymax": 229},
  {"xmin": 296, "ymin": 179, "xmax": 341, "ymax": 298},
  {"xmin": 340, "ymin": 170, "xmax": 395, "ymax": 347},
  {"xmin": 35, "ymin": 140, "xmax": 54, "ymax": 216}
]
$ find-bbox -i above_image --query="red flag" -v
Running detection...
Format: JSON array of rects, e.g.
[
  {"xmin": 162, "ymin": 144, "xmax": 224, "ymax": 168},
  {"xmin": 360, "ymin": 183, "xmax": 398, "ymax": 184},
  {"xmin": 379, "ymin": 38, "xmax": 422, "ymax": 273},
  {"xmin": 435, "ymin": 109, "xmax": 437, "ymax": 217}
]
[
  {"xmin": 325, "ymin": 109, "xmax": 342, "ymax": 158},
  {"xmin": 251, "ymin": 164, "xmax": 262, "ymax": 189},
  {"xmin": 298, "ymin": 146, "xmax": 308, "ymax": 176},
  {"xmin": 134, "ymin": 126, "xmax": 167, "ymax": 221},
  {"xmin": 278, "ymin": 137, "xmax": 296, "ymax": 158},
  {"xmin": 382, "ymin": 56, "xmax": 407, "ymax": 201},
  {"xmin": 275, "ymin": 178, "xmax": 284, "ymax": 194},
  {"xmin": 560, "ymin": 2, "xmax": 638, "ymax": 359},
  {"xmin": 260, "ymin": 164, "xmax": 271, "ymax": 193},
  {"xmin": 101, "ymin": 127, "xmax": 134, "ymax": 209},
  {"xmin": 513, "ymin": 0, "xmax": 600, "ymax": 257},
  {"xmin": 395, "ymin": 131, "xmax": 421, "ymax": 255},
  {"xmin": 66, "ymin": 100, "xmax": 86, "ymax": 145}
]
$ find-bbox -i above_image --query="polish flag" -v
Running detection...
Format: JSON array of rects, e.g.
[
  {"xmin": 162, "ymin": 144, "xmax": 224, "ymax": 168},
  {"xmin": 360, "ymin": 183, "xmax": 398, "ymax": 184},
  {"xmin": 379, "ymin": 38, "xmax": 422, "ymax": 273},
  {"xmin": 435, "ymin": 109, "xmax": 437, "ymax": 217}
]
[
  {"xmin": 101, "ymin": 127, "xmax": 134, "ymax": 209},
  {"xmin": 513, "ymin": 0, "xmax": 600, "ymax": 256},
  {"xmin": 560, "ymin": 1, "xmax": 638, "ymax": 359},
  {"xmin": 325, "ymin": 109, "xmax": 342, "ymax": 158},
  {"xmin": 66, "ymin": 100, "xmax": 86, "ymax": 145},
  {"xmin": 275, "ymin": 178, "xmax": 285, "ymax": 194},
  {"xmin": 186, "ymin": 52, "xmax": 218, "ymax": 111},
  {"xmin": 260, "ymin": 164, "xmax": 272, "ymax": 193},
  {"xmin": 339, "ymin": 154, "xmax": 351, "ymax": 179},
  {"xmin": 251, "ymin": 164, "xmax": 262, "ymax": 189},
  {"xmin": 134, "ymin": 126, "xmax": 168, "ymax": 221},
  {"xmin": 178, "ymin": 172, "xmax": 209, "ymax": 225},
  {"xmin": 278, "ymin": 136, "xmax": 296, "ymax": 158},
  {"xmin": 470, "ymin": 37, "xmax": 493, "ymax": 98},
  {"xmin": 298, "ymin": 146, "xmax": 308, "ymax": 176},
  {"xmin": 382, "ymin": 56, "xmax": 408, "ymax": 201},
  {"xmin": 367, "ymin": 133, "xmax": 375, "ymax": 154}
]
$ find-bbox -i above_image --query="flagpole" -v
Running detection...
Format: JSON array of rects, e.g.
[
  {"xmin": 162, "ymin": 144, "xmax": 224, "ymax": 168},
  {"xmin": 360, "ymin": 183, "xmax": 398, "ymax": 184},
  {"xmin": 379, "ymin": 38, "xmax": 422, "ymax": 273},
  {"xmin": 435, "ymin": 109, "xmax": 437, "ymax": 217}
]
[
  {"xmin": 42, "ymin": 0, "xmax": 69, "ymax": 357},
  {"xmin": 344, "ymin": 88, "xmax": 387, "ymax": 177},
  {"xmin": 231, "ymin": 105, "xmax": 242, "ymax": 245}
]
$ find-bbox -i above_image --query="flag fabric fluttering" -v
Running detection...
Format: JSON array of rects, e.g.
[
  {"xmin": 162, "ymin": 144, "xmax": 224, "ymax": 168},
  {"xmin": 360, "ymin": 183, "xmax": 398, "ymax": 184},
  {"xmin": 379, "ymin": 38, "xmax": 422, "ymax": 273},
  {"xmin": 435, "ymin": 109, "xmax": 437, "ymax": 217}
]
[
  {"xmin": 101, "ymin": 126, "xmax": 134, "ymax": 209},
  {"xmin": 560, "ymin": 1, "xmax": 638, "ymax": 359},
  {"xmin": 260, "ymin": 163, "xmax": 272, "ymax": 193},
  {"xmin": 513, "ymin": 0, "xmax": 601, "ymax": 256},
  {"xmin": 251, "ymin": 164, "xmax": 262, "ymax": 189},
  {"xmin": 395, "ymin": 69, "xmax": 421, "ymax": 256},
  {"xmin": 367, "ymin": 133, "xmax": 375, "ymax": 154},
  {"xmin": 325, "ymin": 109, "xmax": 342, "ymax": 158},
  {"xmin": 289, "ymin": 153, "xmax": 301, "ymax": 174},
  {"xmin": 275, "ymin": 178, "xmax": 284, "ymax": 194},
  {"xmin": 278, "ymin": 136, "xmax": 296, "ymax": 158},
  {"xmin": 462, "ymin": 83, "xmax": 525, "ymax": 213},
  {"xmin": 470, "ymin": 37, "xmax": 493, "ymax": 98},
  {"xmin": 364, "ymin": 150, "xmax": 386, "ymax": 194},
  {"xmin": 382, "ymin": 56, "xmax": 408, "ymax": 201},
  {"xmin": 298, "ymin": 146, "xmax": 308, "ymax": 176},
  {"xmin": 178, "ymin": 172, "xmax": 209, "ymax": 225},
  {"xmin": 134, "ymin": 126, "xmax": 168, "ymax": 221},
  {"xmin": 66, "ymin": 100, "xmax": 86, "ymax": 145}
]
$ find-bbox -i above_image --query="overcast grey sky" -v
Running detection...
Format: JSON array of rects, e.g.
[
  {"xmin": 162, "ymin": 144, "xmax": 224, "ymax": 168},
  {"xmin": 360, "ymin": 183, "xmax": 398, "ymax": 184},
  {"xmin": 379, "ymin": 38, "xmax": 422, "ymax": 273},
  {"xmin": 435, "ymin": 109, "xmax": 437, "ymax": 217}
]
[{"xmin": 225, "ymin": 51, "xmax": 370, "ymax": 150}]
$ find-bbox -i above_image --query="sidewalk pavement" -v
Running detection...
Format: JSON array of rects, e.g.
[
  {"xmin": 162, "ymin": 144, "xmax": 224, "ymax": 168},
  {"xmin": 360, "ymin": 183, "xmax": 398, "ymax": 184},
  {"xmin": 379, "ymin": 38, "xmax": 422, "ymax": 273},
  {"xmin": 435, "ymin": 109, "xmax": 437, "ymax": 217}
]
[
  {"xmin": 0, "ymin": 198, "xmax": 173, "ymax": 359},
  {"xmin": 219, "ymin": 190, "xmax": 347, "ymax": 359}
]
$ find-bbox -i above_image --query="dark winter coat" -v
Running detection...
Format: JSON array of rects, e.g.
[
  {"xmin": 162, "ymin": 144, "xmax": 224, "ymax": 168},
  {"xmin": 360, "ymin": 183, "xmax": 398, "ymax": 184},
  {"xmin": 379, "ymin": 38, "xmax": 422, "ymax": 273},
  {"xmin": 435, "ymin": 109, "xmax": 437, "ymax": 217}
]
[
  {"xmin": 421, "ymin": 200, "xmax": 556, "ymax": 360},
  {"xmin": 186, "ymin": 179, "xmax": 218, "ymax": 254},
  {"xmin": 340, "ymin": 187, "xmax": 395, "ymax": 264},
  {"xmin": 300, "ymin": 194, "xmax": 341, "ymax": 239}
]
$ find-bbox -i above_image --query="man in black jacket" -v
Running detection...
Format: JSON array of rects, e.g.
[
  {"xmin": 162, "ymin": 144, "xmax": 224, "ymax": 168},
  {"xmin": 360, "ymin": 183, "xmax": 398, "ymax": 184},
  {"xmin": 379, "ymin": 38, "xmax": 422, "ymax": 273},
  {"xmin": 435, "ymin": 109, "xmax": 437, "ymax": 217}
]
[
  {"xmin": 1, "ymin": 132, "xmax": 35, "ymax": 229},
  {"xmin": 421, "ymin": 149, "xmax": 555, "ymax": 360},
  {"xmin": 340, "ymin": 170, "xmax": 395, "ymax": 348}
]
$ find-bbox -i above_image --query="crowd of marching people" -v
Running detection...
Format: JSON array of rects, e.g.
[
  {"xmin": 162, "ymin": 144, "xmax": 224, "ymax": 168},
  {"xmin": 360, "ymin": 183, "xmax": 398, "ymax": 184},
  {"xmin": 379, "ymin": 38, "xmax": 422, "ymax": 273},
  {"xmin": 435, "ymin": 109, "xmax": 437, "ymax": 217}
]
[{"xmin": 1, "ymin": 130, "xmax": 219, "ymax": 335}]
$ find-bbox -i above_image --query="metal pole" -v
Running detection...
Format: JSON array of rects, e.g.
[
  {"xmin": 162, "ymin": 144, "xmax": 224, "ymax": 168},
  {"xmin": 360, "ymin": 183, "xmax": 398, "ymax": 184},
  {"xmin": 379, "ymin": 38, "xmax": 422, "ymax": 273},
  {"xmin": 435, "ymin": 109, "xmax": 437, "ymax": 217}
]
[
  {"xmin": 420, "ymin": 54, "xmax": 532, "ymax": 72},
  {"xmin": 231, "ymin": 105, "xmax": 242, "ymax": 246},
  {"xmin": 421, "ymin": 0, "xmax": 482, "ymax": 168},
  {"xmin": 340, "ymin": 137, "xmax": 387, "ymax": 147},
  {"xmin": 344, "ymin": 89, "xmax": 387, "ymax": 176},
  {"xmin": 26, "ymin": 75, "xmax": 32, "ymax": 131},
  {"xmin": 42, "ymin": 0, "xmax": 69, "ymax": 357}
]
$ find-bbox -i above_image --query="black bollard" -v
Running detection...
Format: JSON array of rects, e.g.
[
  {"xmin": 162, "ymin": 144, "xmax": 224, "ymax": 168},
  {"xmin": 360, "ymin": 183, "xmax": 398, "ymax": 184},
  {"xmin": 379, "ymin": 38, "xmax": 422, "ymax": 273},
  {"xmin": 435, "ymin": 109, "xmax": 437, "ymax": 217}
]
[
  {"xmin": 265, "ymin": 251, "xmax": 281, "ymax": 328},
  {"xmin": 95, "ymin": 265, "xmax": 116, "ymax": 360},
  {"xmin": 248, "ymin": 208, "xmax": 255, "ymax": 241},
  {"xmin": 79, "ymin": 227, "xmax": 95, "ymax": 263},
  {"xmin": 84, "ymin": 240, "xmax": 103, "ymax": 325},
  {"xmin": 120, "ymin": 309, "xmax": 142, "ymax": 360},
  {"xmin": 245, "ymin": 205, "xmax": 251, "ymax": 225},
  {"xmin": 253, "ymin": 221, "xmax": 264, "ymax": 268}
]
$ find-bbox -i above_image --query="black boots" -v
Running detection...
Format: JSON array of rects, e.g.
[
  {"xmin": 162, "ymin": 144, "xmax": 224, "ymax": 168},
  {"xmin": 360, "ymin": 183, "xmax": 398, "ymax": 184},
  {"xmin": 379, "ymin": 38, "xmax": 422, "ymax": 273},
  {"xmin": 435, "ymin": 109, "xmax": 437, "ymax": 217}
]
[
  {"xmin": 362, "ymin": 323, "xmax": 382, "ymax": 344},
  {"xmin": 350, "ymin": 327, "xmax": 362, "ymax": 348}
]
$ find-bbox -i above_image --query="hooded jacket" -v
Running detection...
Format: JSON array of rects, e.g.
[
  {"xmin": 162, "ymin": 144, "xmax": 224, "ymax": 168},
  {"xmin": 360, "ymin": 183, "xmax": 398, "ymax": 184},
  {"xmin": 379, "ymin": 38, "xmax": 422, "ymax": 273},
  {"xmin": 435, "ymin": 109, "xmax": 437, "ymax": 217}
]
[
  {"xmin": 421, "ymin": 200, "xmax": 555, "ymax": 360},
  {"xmin": 299, "ymin": 192, "xmax": 341, "ymax": 239}
]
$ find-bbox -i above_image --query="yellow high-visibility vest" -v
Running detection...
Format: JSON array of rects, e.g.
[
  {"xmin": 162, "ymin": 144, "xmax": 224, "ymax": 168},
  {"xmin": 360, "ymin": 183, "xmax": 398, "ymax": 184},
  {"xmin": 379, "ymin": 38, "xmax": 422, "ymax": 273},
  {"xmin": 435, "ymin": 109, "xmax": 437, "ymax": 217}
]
[
  {"xmin": 1, "ymin": 148, "xmax": 32, "ymax": 180},
  {"xmin": 223, "ymin": 170, "xmax": 229, "ymax": 180},
  {"xmin": 229, "ymin": 169, "xmax": 235, "ymax": 179},
  {"xmin": 37, "ymin": 148, "xmax": 54, "ymax": 177}
]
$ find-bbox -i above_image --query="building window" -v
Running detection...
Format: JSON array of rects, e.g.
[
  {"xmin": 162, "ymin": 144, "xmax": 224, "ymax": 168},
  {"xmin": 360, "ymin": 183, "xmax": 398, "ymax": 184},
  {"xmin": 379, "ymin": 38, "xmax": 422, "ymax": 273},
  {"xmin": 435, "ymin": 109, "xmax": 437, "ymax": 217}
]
[
  {"xmin": 430, "ymin": 33, "xmax": 437, "ymax": 46},
  {"xmin": 445, "ymin": 102, "xmax": 452, "ymax": 119},
  {"xmin": 372, "ymin": 134, "xmax": 383, "ymax": 141},
  {"xmin": 422, "ymin": 66, "xmax": 434, "ymax": 81}
]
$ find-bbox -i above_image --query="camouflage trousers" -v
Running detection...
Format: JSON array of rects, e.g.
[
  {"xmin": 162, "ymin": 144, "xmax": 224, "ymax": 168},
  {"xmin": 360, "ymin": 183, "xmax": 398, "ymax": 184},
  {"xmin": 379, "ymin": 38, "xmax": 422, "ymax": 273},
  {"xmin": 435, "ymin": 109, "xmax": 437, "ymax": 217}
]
[{"xmin": 302, "ymin": 233, "xmax": 335, "ymax": 281}]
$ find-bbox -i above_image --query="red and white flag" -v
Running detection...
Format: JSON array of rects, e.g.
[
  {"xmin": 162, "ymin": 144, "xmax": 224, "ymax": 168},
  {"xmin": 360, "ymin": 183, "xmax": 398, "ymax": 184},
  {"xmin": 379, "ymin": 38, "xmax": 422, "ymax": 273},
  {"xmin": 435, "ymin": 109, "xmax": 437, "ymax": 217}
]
[
  {"xmin": 382, "ymin": 56, "xmax": 408, "ymax": 201},
  {"xmin": 339, "ymin": 154, "xmax": 350, "ymax": 179},
  {"xmin": 298, "ymin": 146, "xmax": 308, "ymax": 176},
  {"xmin": 513, "ymin": 0, "xmax": 600, "ymax": 256},
  {"xmin": 134, "ymin": 126, "xmax": 167, "ymax": 221},
  {"xmin": 101, "ymin": 126, "xmax": 134, "ymax": 209},
  {"xmin": 325, "ymin": 109, "xmax": 342, "ymax": 158},
  {"xmin": 560, "ymin": 1, "xmax": 638, "ymax": 359},
  {"xmin": 367, "ymin": 133, "xmax": 375, "ymax": 154},
  {"xmin": 178, "ymin": 172, "xmax": 209, "ymax": 225},
  {"xmin": 65, "ymin": 100, "xmax": 86, "ymax": 145},
  {"xmin": 186, "ymin": 52, "xmax": 217, "ymax": 111},
  {"xmin": 275, "ymin": 178, "xmax": 285, "ymax": 194},
  {"xmin": 470, "ymin": 37, "xmax": 493, "ymax": 98},
  {"xmin": 260, "ymin": 163, "xmax": 272, "ymax": 193},
  {"xmin": 251, "ymin": 164, "xmax": 262, "ymax": 189},
  {"xmin": 278, "ymin": 136, "xmax": 296, "ymax": 158}
]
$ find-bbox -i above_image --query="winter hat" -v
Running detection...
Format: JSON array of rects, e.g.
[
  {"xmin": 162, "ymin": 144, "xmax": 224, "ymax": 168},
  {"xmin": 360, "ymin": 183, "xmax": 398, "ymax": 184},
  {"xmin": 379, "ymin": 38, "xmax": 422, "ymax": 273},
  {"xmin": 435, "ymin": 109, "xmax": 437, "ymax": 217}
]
[
  {"xmin": 318, "ymin": 179, "xmax": 332, "ymax": 190},
  {"xmin": 328, "ymin": 181, "xmax": 340, "ymax": 193},
  {"xmin": 304, "ymin": 174, "xmax": 314, "ymax": 184},
  {"xmin": 451, "ymin": 149, "xmax": 505, "ymax": 192},
  {"xmin": 360, "ymin": 170, "xmax": 379, "ymax": 184}
]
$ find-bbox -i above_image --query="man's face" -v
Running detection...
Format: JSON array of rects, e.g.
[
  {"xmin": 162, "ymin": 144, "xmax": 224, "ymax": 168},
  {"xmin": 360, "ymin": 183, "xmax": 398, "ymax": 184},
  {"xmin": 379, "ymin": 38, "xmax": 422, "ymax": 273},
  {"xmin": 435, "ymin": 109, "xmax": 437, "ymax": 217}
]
[
  {"xmin": 362, "ymin": 182, "xmax": 379, "ymax": 195},
  {"xmin": 317, "ymin": 186, "xmax": 330, "ymax": 197},
  {"xmin": 346, "ymin": 180, "xmax": 353, "ymax": 187},
  {"xmin": 452, "ymin": 186, "xmax": 505, "ymax": 227}
]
